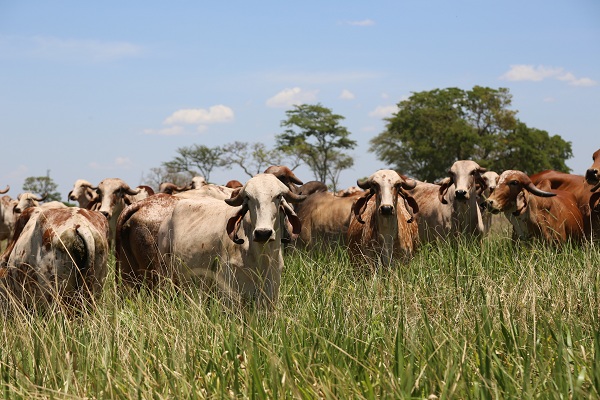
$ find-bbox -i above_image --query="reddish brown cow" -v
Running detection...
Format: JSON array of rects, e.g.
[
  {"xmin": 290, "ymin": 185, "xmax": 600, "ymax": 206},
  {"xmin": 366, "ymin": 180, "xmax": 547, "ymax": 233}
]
[
  {"xmin": 484, "ymin": 170, "xmax": 584, "ymax": 244},
  {"xmin": 529, "ymin": 169, "xmax": 599, "ymax": 240}
]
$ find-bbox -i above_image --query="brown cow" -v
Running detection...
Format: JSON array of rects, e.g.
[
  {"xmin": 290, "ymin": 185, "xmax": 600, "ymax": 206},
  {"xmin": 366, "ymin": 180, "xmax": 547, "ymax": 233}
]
[
  {"xmin": 347, "ymin": 170, "xmax": 419, "ymax": 270},
  {"xmin": 483, "ymin": 170, "xmax": 584, "ymax": 244},
  {"xmin": 529, "ymin": 169, "xmax": 599, "ymax": 241}
]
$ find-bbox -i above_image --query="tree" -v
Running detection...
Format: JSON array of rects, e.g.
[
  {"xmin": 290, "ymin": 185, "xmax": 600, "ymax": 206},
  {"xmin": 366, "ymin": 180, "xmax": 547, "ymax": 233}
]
[
  {"xmin": 141, "ymin": 166, "xmax": 191, "ymax": 192},
  {"xmin": 369, "ymin": 86, "xmax": 571, "ymax": 182},
  {"xmin": 276, "ymin": 103, "xmax": 357, "ymax": 190},
  {"xmin": 22, "ymin": 170, "xmax": 61, "ymax": 202},
  {"xmin": 162, "ymin": 144, "xmax": 224, "ymax": 182},
  {"xmin": 220, "ymin": 141, "xmax": 300, "ymax": 178}
]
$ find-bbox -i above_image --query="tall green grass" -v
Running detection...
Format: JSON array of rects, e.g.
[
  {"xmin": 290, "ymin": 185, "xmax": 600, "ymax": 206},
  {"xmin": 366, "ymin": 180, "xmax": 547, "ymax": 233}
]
[{"xmin": 1, "ymin": 235, "xmax": 599, "ymax": 399}]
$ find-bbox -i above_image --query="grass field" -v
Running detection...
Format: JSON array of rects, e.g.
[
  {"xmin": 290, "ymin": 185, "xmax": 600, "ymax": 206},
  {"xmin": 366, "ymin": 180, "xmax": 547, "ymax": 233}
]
[{"xmin": 1, "ymin": 229, "xmax": 599, "ymax": 399}]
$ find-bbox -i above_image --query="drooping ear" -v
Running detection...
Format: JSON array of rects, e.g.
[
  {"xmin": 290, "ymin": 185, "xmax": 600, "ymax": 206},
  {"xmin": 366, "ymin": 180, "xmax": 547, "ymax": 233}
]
[
  {"xmin": 226, "ymin": 204, "xmax": 248, "ymax": 244},
  {"xmin": 438, "ymin": 177, "xmax": 453, "ymax": 204},
  {"xmin": 514, "ymin": 190, "xmax": 528, "ymax": 216},
  {"xmin": 475, "ymin": 170, "xmax": 488, "ymax": 194},
  {"xmin": 398, "ymin": 188, "xmax": 419, "ymax": 223},
  {"xmin": 352, "ymin": 190, "xmax": 374, "ymax": 224},
  {"xmin": 280, "ymin": 198, "xmax": 302, "ymax": 237}
]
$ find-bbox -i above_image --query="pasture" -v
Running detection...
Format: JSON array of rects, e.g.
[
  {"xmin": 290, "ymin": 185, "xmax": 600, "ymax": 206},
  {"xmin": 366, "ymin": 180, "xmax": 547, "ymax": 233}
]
[{"xmin": 1, "ymin": 227, "xmax": 599, "ymax": 399}]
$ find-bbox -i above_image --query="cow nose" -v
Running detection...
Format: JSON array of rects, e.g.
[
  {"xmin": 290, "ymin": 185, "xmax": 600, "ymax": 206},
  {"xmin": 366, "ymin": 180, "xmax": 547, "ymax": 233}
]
[
  {"xmin": 253, "ymin": 228, "xmax": 273, "ymax": 242},
  {"xmin": 586, "ymin": 169, "xmax": 598, "ymax": 182},
  {"xmin": 379, "ymin": 205, "xmax": 394, "ymax": 215},
  {"xmin": 455, "ymin": 190, "xmax": 468, "ymax": 200},
  {"xmin": 100, "ymin": 211, "xmax": 110, "ymax": 219}
]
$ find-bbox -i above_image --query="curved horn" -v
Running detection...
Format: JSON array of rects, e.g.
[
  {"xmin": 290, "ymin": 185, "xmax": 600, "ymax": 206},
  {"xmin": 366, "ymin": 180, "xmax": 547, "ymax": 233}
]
[
  {"xmin": 357, "ymin": 177, "xmax": 371, "ymax": 190},
  {"xmin": 34, "ymin": 192, "xmax": 48, "ymax": 202},
  {"xmin": 225, "ymin": 187, "xmax": 245, "ymax": 207},
  {"xmin": 524, "ymin": 182, "xmax": 556, "ymax": 198},
  {"xmin": 401, "ymin": 178, "xmax": 417, "ymax": 190},
  {"xmin": 123, "ymin": 184, "xmax": 140, "ymax": 196},
  {"xmin": 0, "ymin": 185, "xmax": 9, "ymax": 194},
  {"xmin": 284, "ymin": 191, "xmax": 307, "ymax": 203}
]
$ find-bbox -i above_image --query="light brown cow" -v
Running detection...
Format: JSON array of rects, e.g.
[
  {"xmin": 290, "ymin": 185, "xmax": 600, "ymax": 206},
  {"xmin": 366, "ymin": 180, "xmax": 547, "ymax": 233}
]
[
  {"xmin": 408, "ymin": 160, "xmax": 487, "ymax": 242},
  {"xmin": 88, "ymin": 178, "xmax": 153, "ymax": 247},
  {"xmin": 0, "ymin": 186, "xmax": 15, "ymax": 244},
  {"xmin": 0, "ymin": 207, "xmax": 109, "ymax": 309},
  {"xmin": 479, "ymin": 171, "xmax": 500, "ymax": 234},
  {"xmin": 585, "ymin": 148, "xmax": 600, "ymax": 190},
  {"xmin": 347, "ymin": 170, "xmax": 419, "ymax": 270},
  {"xmin": 158, "ymin": 174, "xmax": 306, "ymax": 308},
  {"xmin": 68, "ymin": 179, "xmax": 97, "ymax": 208},
  {"xmin": 529, "ymin": 169, "xmax": 599, "ymax": 241},
  {"xmin": 483, "ymin": 170, "xmax": 584, "ymax": 244}
]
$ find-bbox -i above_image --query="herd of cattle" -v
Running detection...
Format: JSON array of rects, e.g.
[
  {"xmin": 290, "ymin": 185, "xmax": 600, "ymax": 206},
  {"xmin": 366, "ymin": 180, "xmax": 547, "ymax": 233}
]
[{"xmin": 0, "ymin": 149, "xmax": 598, "ymax": 310}]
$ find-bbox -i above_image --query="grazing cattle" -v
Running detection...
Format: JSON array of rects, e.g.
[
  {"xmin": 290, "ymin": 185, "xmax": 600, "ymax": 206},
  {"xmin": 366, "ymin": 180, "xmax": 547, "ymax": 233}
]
[
  {"xmin": 347, "ymin": 170, "xmax": 419, "ymax": 269},
  {"xmin": 159, "ymin": 182, "xmax": 192, "ymax": 194},
  {"xmin": 0, "ymin": 207, "xmax": 109, "ymax": 309},
  {"xmin": 157, "ymin": 174, "xmax": 306, "ymax": 308},
  {"xmin": 68, "ymin": 179, "xmax": 97, "ymax": 208},
  {"xmin": 529, "ymin": 170, "xmax": 599, "ymax": 240},
  {"xmin": 409, "ymin": 160, "xmax": 487, "ymax": 242},
  {"xmin": 483, "ymin": 170, "xmax": 584, "ymax": 244},
  {"xmin": 88, "ymin": 178, "xmax": 153, "ymax": 247},
  {"xmin": 585, "ymin": 148, "xmax": 600, "ymax": 189}
]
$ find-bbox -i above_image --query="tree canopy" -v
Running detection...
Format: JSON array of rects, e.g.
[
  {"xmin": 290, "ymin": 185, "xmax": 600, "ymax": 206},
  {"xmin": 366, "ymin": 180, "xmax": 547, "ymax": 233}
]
[
  {"xmin": 369, "ymin": 86, "xmax": 572, "ymax": 181},
  {"xmin": 22, "ymin": 171, "xmax": 61, "ymax": 202},
  {"xmin": 276, "ymin": 103, "xmax": 357, "ymax": 190}
]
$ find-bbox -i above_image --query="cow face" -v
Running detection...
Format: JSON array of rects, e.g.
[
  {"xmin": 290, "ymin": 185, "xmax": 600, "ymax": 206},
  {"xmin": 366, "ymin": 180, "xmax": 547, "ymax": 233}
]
[
  {"xmin": 440, "ymin": 160, "xmax": 487, "ymax": 203},
  {"xmin": 14, "ymin": 192, "xmax": 47, "ymax": 213},
  {"xmin": 94, "ymin": 178, "xmax": 140, "ymax": 219},
  {"xmin": 585, "ymin": 149, "xmax": 600, "ymax": 189},
  {"xmin": 483, "ymin": 170, "xmax": 555, "ymax": 215},
  {"xmin": 225, "ymin": 174, "xmax": 306, "ymax": 244},
  {"xmin": 68, "ymin": 179, "xmax": 97, "ymax": 207}
]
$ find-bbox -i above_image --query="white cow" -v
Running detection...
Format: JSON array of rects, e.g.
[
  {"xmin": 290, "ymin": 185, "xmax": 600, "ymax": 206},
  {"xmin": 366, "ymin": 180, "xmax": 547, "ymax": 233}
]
[
  {"xmin": 14, "ymin": 192, "xmax": 67, "ymax": 214},
  {"xmin": 68, "ymin": 179, "xmax": 98, "ymax": 208},
  {"xmin": 0, "ymin": 207, "xmax": 109, "ymax": 309},
  {"xmin": 479, "ymin": 170, "xmax": 500, "ymax": 234},
  {"xmin": 157, "ymin": 173, "xmax": 306, "ymax": 308},
  {"xmin": 409, "ymin": 160, "xmax": 487, "ymax": 242}
]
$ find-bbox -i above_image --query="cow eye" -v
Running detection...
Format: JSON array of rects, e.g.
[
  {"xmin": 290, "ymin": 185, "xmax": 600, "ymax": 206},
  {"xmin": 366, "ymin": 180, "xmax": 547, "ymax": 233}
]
[{"xmin": 509, "ymin": 180, "xmax": 519, "ymax": 186}]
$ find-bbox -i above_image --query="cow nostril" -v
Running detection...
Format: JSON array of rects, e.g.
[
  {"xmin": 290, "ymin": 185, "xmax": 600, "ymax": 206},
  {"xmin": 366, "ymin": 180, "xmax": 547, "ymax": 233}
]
[
  {"xmin": 455, "ymin": 190, "xmax": 467, "ymax": 199},
  {"xmin": 586, "ymin": 169, "xmax": 599, "ymax": 181},
  {"xmin": 253, "ymin": 229, "xmax": 273, "ymax": 242},
  {"xmin": 100, "ymin": 211, "xmax": 110, "ymax": 219},
  {"xmin": 380, "ymin": 205, "xmax": 394, "ymax": 215}
]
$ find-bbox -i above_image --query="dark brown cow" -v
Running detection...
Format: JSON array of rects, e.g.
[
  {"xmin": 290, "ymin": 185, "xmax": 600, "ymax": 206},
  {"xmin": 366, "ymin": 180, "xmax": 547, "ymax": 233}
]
[
  {"xmin": 529, "ymin": 169, "xmax": 599, "ymax": 240},
  {"xmin": 484, "ymin": 170, "xmax": 584, "ymax": 244}
]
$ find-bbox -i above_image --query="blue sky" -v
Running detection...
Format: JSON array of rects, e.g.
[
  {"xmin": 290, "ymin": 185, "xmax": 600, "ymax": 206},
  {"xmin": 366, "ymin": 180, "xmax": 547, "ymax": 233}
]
[{"xmin": 1, "ymin": 0, "xmax": 598, "ymax": 198}]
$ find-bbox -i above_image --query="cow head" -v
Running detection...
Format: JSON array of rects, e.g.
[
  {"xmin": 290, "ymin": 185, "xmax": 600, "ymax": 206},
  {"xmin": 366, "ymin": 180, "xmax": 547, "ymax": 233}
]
[
  {"xmin": 68, "ymin": 179, "xmax": 97, "ymax": 207},
  {"xmin": 224, "ymin": 174, "xmax": 307, "ymax": 244},
  {"xmin": 483, "ymin": 170, "xmax": 556, "ymax": 216},
  {"xmin": 585, "ymin": 149, "xmax": 600, "ymax": 191},
  {"xmin": 352, "ymin": 170, "xmax": 419, "ymax": 224},
  {"xmin": 191, "ymin": 176, "xmax": 207, "ymax": 189},
  {"xmin": 92, "ymin": 178, "xmax": 140, "ymax": 219},
  {"xmin": 14, "ymin": 192, "xmax": 47, "ymax": 213},
  {"xmin": 439, "ymin": 160, "xmax": 487, "ymax": 204}
]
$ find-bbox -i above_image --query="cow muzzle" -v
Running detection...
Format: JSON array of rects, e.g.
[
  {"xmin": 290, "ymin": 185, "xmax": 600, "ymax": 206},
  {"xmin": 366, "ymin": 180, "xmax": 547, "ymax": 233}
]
[
  {"xmin": 455, "ymin": 189, "xmax": 469, "ymax": 201},
  {"xmin": 253, "ymin": 228, "xmax": 274, "ymax": 243},
  {"xmin": 482, "ymin": 199, "xmax": 501, "ymax": 214},
  {"xmin": 379, "ymin": 205, "xmax": 394, "ymax": 215}
]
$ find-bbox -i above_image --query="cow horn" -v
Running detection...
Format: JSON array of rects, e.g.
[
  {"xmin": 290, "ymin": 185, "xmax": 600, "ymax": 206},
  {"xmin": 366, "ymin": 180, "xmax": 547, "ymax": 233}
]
[
  {"xmin": 225, "ymin": 187, "xmax": 245, "ymax": 207},
  {"xmin": 524, "ymin": 182, "xmax": 556, "ymax": 198},
  {"xmin": 0, "ymin": 185, "xmax": 9, "ymax": 194},
  {"xmin": 357, "ymin": 177, "xmax": 371, "ymax": 190},
  {"xmin": 401, "ymin": 178, "xmax": 417, "ymax": 190},
  {"xmin": 124, "ymin": 185, "xmax": 140, "ymax": 196},
  {"xmin": 34, "ymin": 192, "xmax": 48, "ymax": 202},
  {"xmin": 284, "ymin": 191, "xmax": 307, "ymax": 203}
]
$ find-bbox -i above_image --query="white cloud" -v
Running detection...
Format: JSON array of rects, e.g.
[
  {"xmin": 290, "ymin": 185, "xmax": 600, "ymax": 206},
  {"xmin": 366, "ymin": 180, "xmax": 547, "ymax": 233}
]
[
  {"xmin": 369, "ymin": 105, "xmax": 399, "ymax": 118},
  {"xmin": 339, "ymin": 89, "xmax": 355, "ymax": 100},
  {"xmin": 164, "ymin": 105, "xmax": 234, "ymax": 125},
  {"xmin": 0, "ymin": 35, "xmax": 143, "ymax": 62},
  {"xmin": 266, "ymin": 87, "xmax": 319, "ymax": 108},
  {"xmin": 345, "ymin": 19, "xmax": 375, "ymax": 27},
  {"xmin": 500, "ymin": 64, "xmax": 597, "ymax": 87}
]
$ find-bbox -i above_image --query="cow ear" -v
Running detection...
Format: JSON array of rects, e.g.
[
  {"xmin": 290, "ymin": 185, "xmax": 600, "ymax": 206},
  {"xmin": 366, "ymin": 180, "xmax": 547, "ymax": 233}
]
[
  {"xmin": 352, "ymin": 191, "xmax": 374, "ymax": 224},
  {"xmin": 438, "ymin": 177, "xmax": 452, "ymax": 204},
  {"xmin": 590, "ymin": 191, "xmax": 600, "ymax": 211},
  {"xmin": 514, "ymin": 190, "xmax": 528, "ymax": 216},
  {"xmin": 226, "ymin": 206, "xmax": 247, "ymax": 244}
]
